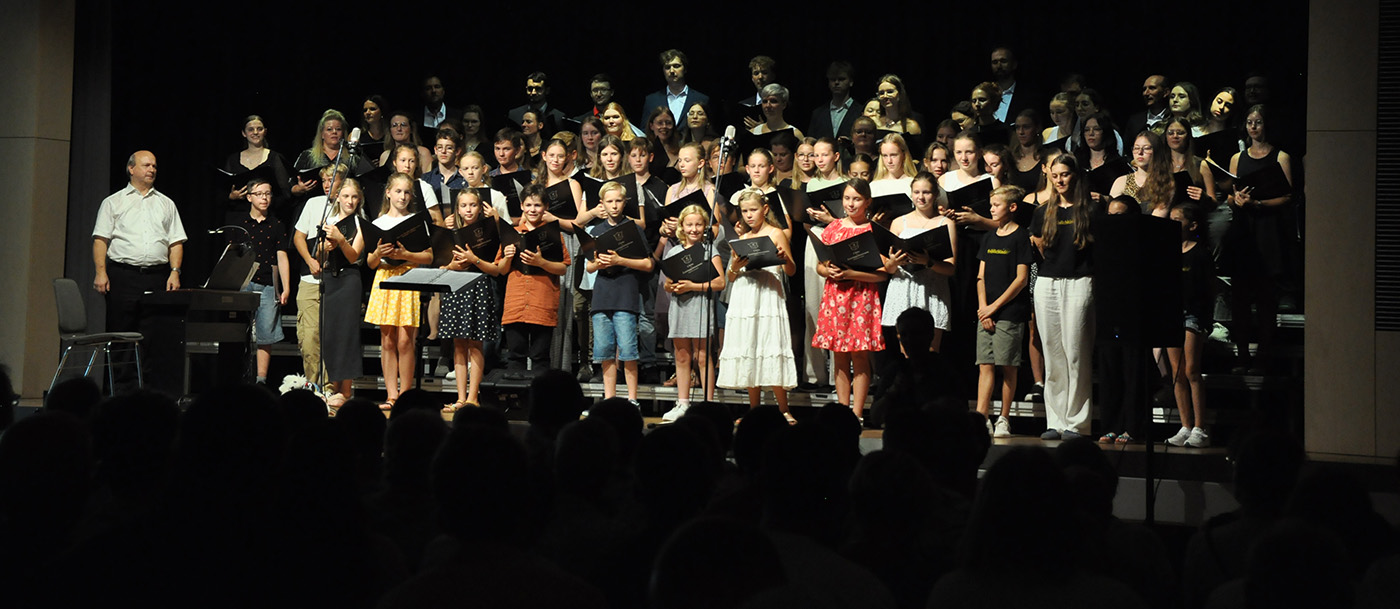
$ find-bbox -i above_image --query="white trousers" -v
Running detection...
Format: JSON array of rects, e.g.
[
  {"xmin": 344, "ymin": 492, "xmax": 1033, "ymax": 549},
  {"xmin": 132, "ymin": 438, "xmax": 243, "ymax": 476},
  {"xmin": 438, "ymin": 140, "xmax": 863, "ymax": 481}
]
[
  {"xmin": 802, "ymin": 229, "xmax": 830, "ymax": 385},
  {"xmin": 1033, "ymin": 276, "xmax": 1095, "ymax": 434}
]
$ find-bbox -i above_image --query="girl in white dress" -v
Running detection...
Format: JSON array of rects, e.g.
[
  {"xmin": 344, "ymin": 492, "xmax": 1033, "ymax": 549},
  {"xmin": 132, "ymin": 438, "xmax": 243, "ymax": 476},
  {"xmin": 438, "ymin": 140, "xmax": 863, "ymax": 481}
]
[
  {"xmin": 881, "ymin": 172, "xmax": 958, "ymax": 350},
  {"xmin": 718, "ymin": 188, "xmax": 799, "ymax": 423}
]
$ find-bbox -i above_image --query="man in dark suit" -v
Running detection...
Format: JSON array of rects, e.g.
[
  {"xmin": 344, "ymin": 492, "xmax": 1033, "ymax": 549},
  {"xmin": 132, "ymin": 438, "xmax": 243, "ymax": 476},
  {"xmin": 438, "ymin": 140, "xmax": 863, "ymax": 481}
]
[
  {"xmin": 640, "ymin": 49, "xmax": 709, "ymax": 127},
  {"xmin": 807, "ymin": 61, "xmax": 858, "ymax": 140},
  {"xmin": 1123, "ymin": 74, "xmax": 1170, "ymax": 139},
  {"xmin": 506, "ymin": 72, "xmax": 569, "ymax": 137},
  {"xmin": 991, "ymin": 47, "xmax": 1040, "ymax": 124}
]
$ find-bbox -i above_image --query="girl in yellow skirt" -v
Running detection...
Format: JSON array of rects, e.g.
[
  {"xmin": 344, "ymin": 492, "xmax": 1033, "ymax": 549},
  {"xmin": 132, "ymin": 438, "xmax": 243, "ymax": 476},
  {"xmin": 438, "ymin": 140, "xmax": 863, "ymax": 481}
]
[{"xmin": 366, "ymin": 172, "xmax": 433, "ymax": 410}]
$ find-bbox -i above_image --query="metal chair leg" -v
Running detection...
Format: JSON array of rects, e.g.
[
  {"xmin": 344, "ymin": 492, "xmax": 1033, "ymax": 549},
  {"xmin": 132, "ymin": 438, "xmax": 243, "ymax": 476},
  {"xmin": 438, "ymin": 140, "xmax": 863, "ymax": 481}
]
[
  {"xmin": 104, "ymin": 345, "xmax": 116, "ymax": 396},
  {"xmin": 49, "ymin": 345, "xmax": 74, "ymax": 395},
  {"xmin": 133, "ymin": 343, "xmax": 144, "ymax": 389}
]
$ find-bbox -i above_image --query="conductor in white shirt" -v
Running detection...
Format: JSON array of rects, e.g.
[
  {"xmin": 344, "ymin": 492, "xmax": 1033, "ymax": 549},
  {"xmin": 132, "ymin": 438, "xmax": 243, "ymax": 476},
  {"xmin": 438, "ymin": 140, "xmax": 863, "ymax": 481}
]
[{"xmin": 92, "ymin": 150, "xmax": 188, "ymax": 390}]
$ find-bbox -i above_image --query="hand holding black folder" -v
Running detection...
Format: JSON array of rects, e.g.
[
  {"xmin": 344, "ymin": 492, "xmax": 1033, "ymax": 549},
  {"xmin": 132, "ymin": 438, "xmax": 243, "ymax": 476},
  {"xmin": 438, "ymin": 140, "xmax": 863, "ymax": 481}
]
[
  {"xmin": 801, "ymin": 182, "xmax": 847, "ymax": 223},
  {"xmin": 728, "ymin": 235, "xmax": 783, "ymax": 270},
  {"xmin": 660, "ymin": 243, "xmax": 720, "ymax": 283},
  {"xmin": 944, "ymin": 175, "xmax": 995, "ymax": 218},
  {"xmin": 870, "ymin": 222, "xmax": 953, "ymax": 266},
  {"xmin": 1223, "ymin": 160, "xmax": 1291, "ymax": 202},
  {"xmin": 581, "ymin": 219, "xmax": 649, "ymax": 276},
  {"xmin": 362, "ymin": 213, "xmax": 432, "ymax": 267},
  {"xmin": 806, "ymin": 225, "xmax": 885, "ymax": 273},
  {"xmin": 453, "ymin": 217, "xmax": 512, "ymax": 261},
  {"xmin": 1086, "ymin": 158, "xmax": 1133, "ymax": 199},
  {"xmin": 515, "ymin": 221, "xmax": 565, "ymax": 274},
  {"xmin": 543, "ymin": 180, "xmax": 579, "ymax": 220}
]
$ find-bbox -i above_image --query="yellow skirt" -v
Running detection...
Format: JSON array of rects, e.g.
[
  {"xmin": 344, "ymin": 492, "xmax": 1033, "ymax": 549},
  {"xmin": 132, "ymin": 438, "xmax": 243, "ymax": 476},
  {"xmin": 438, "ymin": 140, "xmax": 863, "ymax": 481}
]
[{"xmin": 364, "ymin": 264, "xmax": 421, "ymax": 327}]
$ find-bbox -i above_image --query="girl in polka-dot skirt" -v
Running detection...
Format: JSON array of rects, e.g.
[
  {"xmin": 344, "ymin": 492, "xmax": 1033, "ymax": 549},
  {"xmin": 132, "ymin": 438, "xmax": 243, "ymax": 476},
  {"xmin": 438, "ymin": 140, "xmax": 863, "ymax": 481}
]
[
  {"xmin": 440, "ymin": 188, "xmax": 510, "ymax": 412},
  {"xmin": 811, "ymin": 178, "xmax": 889, "ymax": 420}
]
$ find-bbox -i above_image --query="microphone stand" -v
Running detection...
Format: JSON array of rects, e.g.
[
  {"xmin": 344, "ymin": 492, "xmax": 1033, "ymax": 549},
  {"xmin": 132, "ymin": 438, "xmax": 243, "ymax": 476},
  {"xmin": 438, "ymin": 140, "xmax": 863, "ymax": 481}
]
[
  {"xmin": 702, "ymin": 130, "xmax": 737, "ymax": 406},
  {"xmin": 315, "ymin": 139, "xmax": 357, "ymax": 400}
]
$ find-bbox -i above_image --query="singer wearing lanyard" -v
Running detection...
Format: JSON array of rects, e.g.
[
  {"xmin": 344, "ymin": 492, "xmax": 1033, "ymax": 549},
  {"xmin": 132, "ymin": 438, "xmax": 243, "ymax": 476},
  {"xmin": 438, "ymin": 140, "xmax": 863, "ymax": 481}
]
[{"xmin": 92, "ymin": 150, "xmax": 188, "ymax": 392}]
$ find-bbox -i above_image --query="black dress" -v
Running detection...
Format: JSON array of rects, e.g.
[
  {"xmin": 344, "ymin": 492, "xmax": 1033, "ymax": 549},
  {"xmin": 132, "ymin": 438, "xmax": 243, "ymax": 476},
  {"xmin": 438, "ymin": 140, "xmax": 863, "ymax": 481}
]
[
  {"xmin": 1224, "ymin": 147, "xmax": 1288, "ymax": 278},
  {"xmin": 221, "ymin": 150, "xmax": 292, "ymax": 219},
  {"xmin": 322, "ymin": 216, "xmax": 364, "ymax": 382}
]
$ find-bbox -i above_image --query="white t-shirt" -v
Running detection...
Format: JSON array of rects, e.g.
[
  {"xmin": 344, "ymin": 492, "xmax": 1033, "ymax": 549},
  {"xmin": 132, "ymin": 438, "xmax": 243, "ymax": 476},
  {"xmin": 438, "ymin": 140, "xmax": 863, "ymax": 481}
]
[{"xmin": 294, "ymin": 196, "xmax": 334, "ymax": 284}]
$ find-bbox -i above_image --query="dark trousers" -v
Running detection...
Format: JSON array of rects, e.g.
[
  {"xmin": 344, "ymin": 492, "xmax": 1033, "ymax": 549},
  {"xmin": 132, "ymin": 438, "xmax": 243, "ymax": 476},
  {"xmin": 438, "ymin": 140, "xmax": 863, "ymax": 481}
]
[
  {"xmin": 639, "ymin": 272, "xmax": 658, "ymax": 368},
  {"xmin": 505, "ymin": 322, "xmax": 552, "ymax": 371},
  {"xmin": 1096, "ymin": 338, "xmax": 1151, "ymax": 437},
  {"xmin": 104, "ymin": 261, "xmax": 167, "ymax": 393}
]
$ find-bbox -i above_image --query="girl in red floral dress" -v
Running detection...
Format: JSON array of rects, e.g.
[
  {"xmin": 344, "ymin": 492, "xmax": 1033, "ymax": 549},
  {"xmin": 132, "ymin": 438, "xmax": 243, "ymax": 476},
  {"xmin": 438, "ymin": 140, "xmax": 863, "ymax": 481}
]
[{"xmin": 812, "ymin": 177, "xmax": 889, "ymax": 421}]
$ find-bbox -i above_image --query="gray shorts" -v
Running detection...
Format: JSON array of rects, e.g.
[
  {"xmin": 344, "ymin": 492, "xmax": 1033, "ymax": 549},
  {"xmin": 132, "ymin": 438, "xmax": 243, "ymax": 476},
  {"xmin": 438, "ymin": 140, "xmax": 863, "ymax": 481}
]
[{"xmin": 975, "ymin": 319, "xmax": 1025, "ymax": 366}]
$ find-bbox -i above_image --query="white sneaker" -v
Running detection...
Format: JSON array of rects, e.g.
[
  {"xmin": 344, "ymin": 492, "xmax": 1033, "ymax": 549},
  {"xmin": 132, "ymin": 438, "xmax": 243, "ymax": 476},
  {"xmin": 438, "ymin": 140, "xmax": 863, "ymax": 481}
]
[
  {"xmin": 661, "ymin": 401, "xmax": 688, "ymax": 422},
  {"xmin": 1185, "ymin": 427, "xmax": 1211, "ymax": 448},
  {"xmin": 984, "ymin": 416, "xmax": 994, "ymax": 437},
  {"xmin": 993, "ymin": 416, "xmax": 1011, "ymax": 438},
  {"xmin": 445, "ymin": 369, "xmax": 457, "ymax": 380},
  {"xmin": 1208, "ymin": 322, "xmax": 1231, "ymax": 343},
  {"xmin": 1166, "ymin": 426, "xmax": 1192, "ymax": 446}
]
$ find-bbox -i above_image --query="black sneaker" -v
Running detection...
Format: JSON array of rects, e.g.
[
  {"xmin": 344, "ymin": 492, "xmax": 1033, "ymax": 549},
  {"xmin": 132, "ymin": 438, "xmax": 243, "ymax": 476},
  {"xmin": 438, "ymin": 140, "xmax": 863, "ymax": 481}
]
[{"xmin": 1023, "ymin": 383, "xmax": 1044, "ymax": 402}]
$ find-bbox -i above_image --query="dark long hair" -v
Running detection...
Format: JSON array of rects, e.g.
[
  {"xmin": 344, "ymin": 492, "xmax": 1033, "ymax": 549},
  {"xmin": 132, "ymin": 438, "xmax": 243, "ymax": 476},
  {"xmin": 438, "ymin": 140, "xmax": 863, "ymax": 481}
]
[{"xmin": 1039, "ymin": 154, "xmax": 1091, "ymax": 250}]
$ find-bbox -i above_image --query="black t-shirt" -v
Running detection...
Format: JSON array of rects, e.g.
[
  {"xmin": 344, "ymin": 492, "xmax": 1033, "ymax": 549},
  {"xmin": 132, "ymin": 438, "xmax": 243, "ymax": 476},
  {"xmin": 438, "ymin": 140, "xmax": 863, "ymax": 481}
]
[
  {"xmin": 1181, "ymin": 241, "xmax": 1213, "ymax": 320},
  {"xmin": 1030, "ymin": 204, "xmax": 1093, "ymax": 278},
  {"xmin": 589, "ymin": 220, "xmax": 648, "ymax": 313},
  {"xmin": 978, "ymin": 225, "xmax": 1033, "ymax": 322},
  {"xmin": 234, "ymin": 213, "xmax": 288, "ymax": 285}
]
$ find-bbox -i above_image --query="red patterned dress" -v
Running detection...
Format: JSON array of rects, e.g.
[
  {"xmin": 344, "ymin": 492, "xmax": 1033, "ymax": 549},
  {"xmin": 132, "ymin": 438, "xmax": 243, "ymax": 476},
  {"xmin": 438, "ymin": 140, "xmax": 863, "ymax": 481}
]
[{"xmin": 811, "ymin": 221, "xmax": 886, "ymax": 353}]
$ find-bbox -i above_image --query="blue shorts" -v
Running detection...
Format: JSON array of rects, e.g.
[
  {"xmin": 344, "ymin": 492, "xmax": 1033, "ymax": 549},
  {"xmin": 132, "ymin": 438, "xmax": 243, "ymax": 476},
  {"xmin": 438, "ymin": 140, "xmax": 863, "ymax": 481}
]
[
  {"xmin": 244, "ymin": 281, "xmax": 285, "ymax": 345},
  {"xmin": 1184, "ymin": 312, "xmax": 1209, "ymax": 334},
  {"xmin": 592, "ymin": 311, "xmax": 639, "ymax": 362}
]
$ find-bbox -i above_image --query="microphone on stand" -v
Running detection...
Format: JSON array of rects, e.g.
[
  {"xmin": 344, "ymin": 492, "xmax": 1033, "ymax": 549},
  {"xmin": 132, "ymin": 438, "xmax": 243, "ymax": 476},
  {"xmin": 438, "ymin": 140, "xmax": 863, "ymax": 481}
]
[
  {"xmin": 207, "ymin": 225, "xmax": 252, "ymax": 238},
  {"xmin": 347, "ymin": 127, "xmax": 362, "ymax": 152},
  {"xmin": 721, "ymin": 125, "xmax": 737, "ymax": 152}
]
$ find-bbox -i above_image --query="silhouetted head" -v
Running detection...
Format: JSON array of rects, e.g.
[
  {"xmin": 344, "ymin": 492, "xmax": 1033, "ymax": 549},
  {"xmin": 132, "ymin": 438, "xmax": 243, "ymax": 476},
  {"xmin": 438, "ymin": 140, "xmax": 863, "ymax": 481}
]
[
  {"xmin": 650, "ymin": 517, "xmax": 787, "ymax": 609},
  {"xmin": 44, "ymin": 377, "xmax": 102, "ymax": 420}
]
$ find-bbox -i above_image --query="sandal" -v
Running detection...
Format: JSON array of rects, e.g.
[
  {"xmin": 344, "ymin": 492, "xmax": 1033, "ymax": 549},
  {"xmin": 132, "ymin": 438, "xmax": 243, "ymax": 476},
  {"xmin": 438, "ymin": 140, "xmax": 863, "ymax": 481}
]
[
  {"xmin": 1115, "ymin": 433, "xmax": 1134, "ymax": 444},
  {"xmin": 1099, "ymin": 433, "xmax": 1117, "ymax": 444},
  {"xmin": 441, "ymin": 400, "xmax": 475, "ymax": 414},
  {"xmin": 379, "ymin": 398, "xmax": 396, "ymax": 412},
  {"xmin": 783, "ymin": 412, "xmax": 798, "ymax": 426},
  {"xmin": 663, "ymin": 373, "xmax": 678, "ymax": 387}
]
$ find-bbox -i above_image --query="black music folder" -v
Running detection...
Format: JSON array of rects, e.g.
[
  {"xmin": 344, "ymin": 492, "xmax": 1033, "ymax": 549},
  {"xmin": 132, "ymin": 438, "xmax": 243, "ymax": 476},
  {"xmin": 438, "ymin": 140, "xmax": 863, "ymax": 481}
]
[
  {"xmin": 213, "ymin": 163, "xmax": 279, "ymax": 192},
  {"xmin": 661, "ymin": 188, "xmax": 710, "ymax": 220},
  {"xmin": 661, "ymin": 242, "xmax": 721, "ymax": 282},
  {"xmin": 1086, "ymin": 157, "xmax": 1133, "ymax": 199},
  {"xmin": 870, "ymin": 222, "xmax": 953, "ymax": 262},
  {"xmin": 802, "ymin": 182, "xmax": 847, "ymax": 220},
  {"xmin": 515, "ymin": 221, "xmax": 565, "ymax": 275},
  {"xmin": 806, "ymin": 225, "xmax": 884, "ymax": 272},
  {"xmin": 362, "ymin": 212, "xmax": 433, "ymax": 266},
  {"xmin": 543, "ymin": 180, "xmax": 579, "ymax": 219},
  {"xmin": 492, "ymin": 170, "xmax": 533, "ymax": 218},
  {"xmin": 945, "ymin": 175, "xmax": 995, "ymax": 217},
  {"xmin": 578, "ymin": 219, "xmax": 649, "ymax": 266},
  {"xmin": 729, "ymin": 235, "xmax": 783, "ymax": 270}
]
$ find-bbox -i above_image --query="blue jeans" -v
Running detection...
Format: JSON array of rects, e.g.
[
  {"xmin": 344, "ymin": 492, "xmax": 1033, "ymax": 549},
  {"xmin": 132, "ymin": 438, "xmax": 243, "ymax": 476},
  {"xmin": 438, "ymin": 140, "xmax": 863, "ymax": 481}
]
[
  {"xmin": 592, "ymin": 311, "xmax": 639, "ymax": 362},
  {"xmin": 244, "ymin": 281, "xmax": 284, "ymax": 345}
]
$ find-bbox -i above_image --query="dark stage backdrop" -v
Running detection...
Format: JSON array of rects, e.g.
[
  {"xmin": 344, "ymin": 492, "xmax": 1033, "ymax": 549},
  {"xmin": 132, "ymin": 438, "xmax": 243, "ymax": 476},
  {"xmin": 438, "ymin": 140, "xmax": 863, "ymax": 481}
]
[{"xmin": 76, "ymin": 0, "xmax": 1308, "ymax": 281}]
